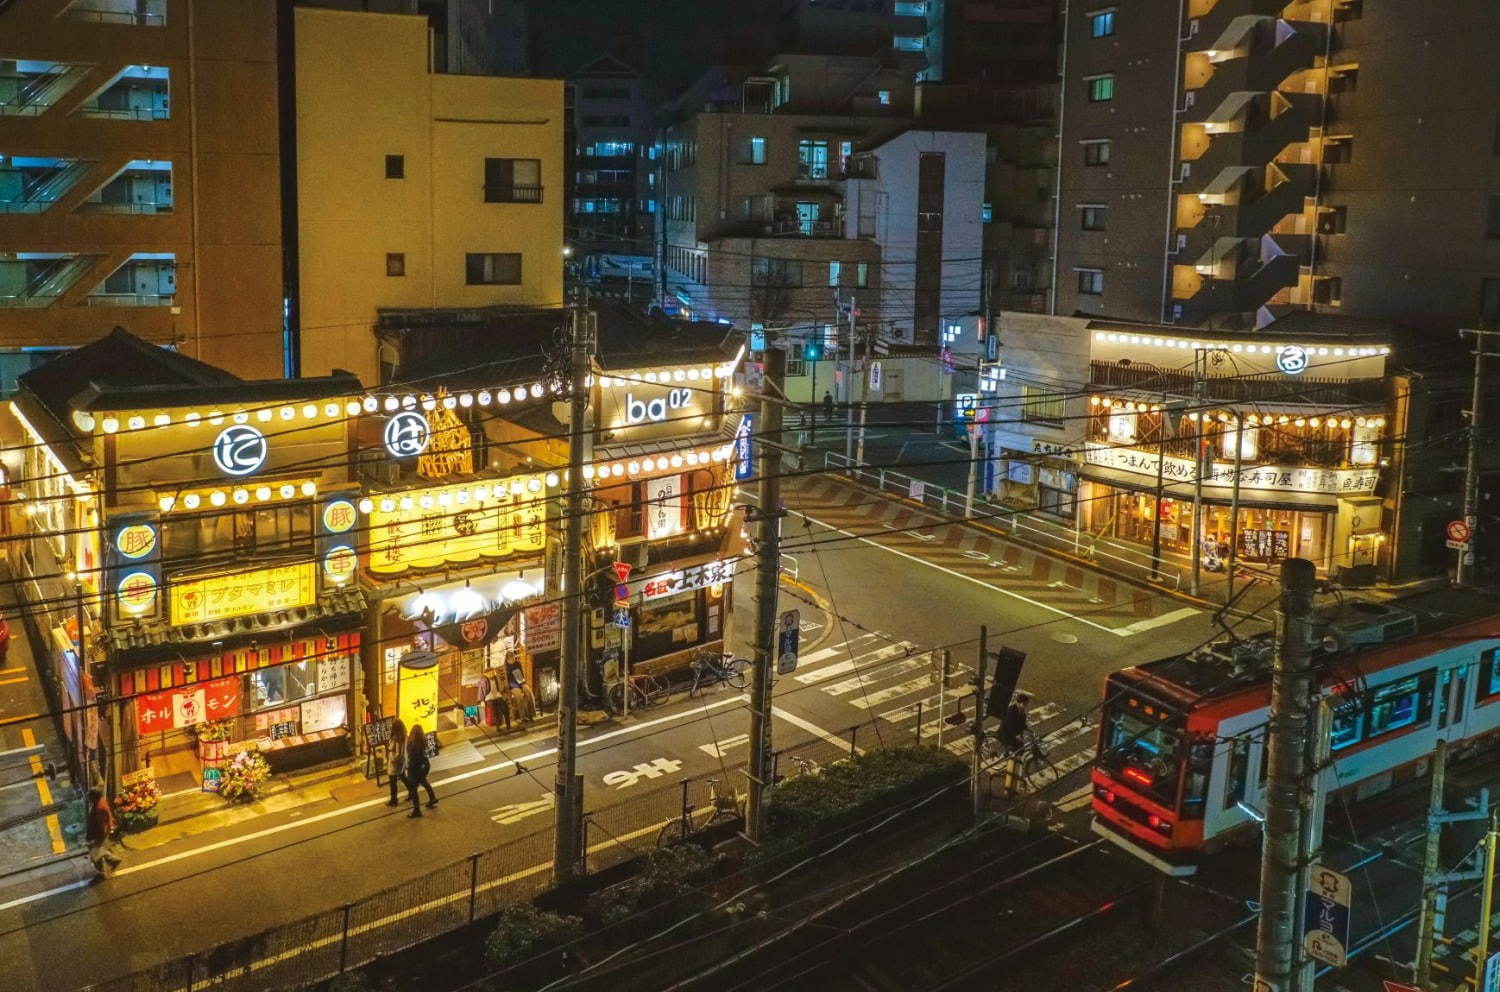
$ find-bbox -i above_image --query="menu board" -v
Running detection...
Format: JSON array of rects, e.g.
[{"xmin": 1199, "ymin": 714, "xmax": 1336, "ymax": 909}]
[
  {"xmin": 1239, "ymin": 529, "xmax": 1291, "ymax": 561},
  {"xmin": 302, "ymin": 695, "xmax": 348, "ymax": 734}
]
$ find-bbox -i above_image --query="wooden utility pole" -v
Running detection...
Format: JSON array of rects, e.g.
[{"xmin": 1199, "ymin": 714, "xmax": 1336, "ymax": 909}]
[
  {"xmin": 1457, "ymin": 328, "xmax": 1499, "ymax": 586},
  {"xmin": 746, "ymin": 341, "xmax": 786, "ymax": 843},
  {"xmin": 1254, "ymin": 557, "xmax": 1317, "ymax": 992},
  {"xmin": 1415, "ymin": 738, "xmax": 1448, "ymax": 990},
  {"xmin": 971, "ymin": 626, "xmax": 990, "ymax": 820},
  {"xmin": 553, "ymin": 307, "xmax": 594, "ymax": 883}
]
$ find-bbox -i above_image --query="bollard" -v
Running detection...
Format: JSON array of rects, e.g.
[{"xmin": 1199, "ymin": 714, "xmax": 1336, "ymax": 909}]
[
  {"xmin": 338, "ymin": 902, "xmax": 353, "ymax": 973},
  {"xmin": 914, "ymin": 700, "xmax": 923, "ymax": 743},
  {"xmin": 849, "ymin": 724, "xmax": 858, "ymax": 759}
]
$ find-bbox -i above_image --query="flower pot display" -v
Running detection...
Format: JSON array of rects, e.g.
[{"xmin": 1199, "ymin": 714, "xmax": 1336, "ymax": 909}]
[{"xmin": 115, "ymin": 772, "xmax": 162, "ymax": 833}]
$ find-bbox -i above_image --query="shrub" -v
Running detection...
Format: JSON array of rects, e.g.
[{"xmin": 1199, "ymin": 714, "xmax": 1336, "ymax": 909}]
[
  {"xmin": 484, "ymin": 904, "xmax": 584, "ymax": 968},
  {"xmin": 583, "ymin": 844, "xmax": 716, "ymax": 928},
  {"xmin": 764, "ymin": 745, "xmax": 966, "ymax": 839}
]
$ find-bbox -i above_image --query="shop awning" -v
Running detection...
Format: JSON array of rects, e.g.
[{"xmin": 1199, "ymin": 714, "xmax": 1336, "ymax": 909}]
[
  {"xmin": 594, "ymin": 432, "xmax": 725, "ymax": 462},
  {"xmin": 1080, "ymin": 464, "xmax": 1340, "ymax": 512}
]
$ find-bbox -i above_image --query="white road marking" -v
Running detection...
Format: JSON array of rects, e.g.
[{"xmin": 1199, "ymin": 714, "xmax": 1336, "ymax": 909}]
[
  {"xmin": 823, "ymin": 656, "xmax": 930, "ymax": 697},
  {"xmin": 792, "ymin": 644, "xmax": 911, "ymax": 685},
  {"xmin": 0, "ymin": 695, "xmax": 746, "ymax": 913},
  {"xmin": 1115, "ymin": 606, "xmax": 1199, "ymax": 635},
  {"xmin": 786, "ymin": 510, "xmax": 1134, "ymax": 636},
  {"xmin": 849, "ymin": 674, "xmax": 946, "ymax": 709},
  {"xmin": 602, "ymin": 757, "xmax": 683, "ymax": 790},
  {"xmin": 796, "ymin": 632, "xmax": 887, "ymax": 668},
  {"xmin": 881, "ymin": 685, "xmax": 970, "ymax": 723},
  {"xmin": 698, "ymin": 733, "xmax": 750, "ymax": 758},
  {"xmin": 772, "ymin": 707, "xmax": 860, "ymax": 754},
  {"xmin": 489, "ymin": 793, "xmax": 553, "ymax": 826}
]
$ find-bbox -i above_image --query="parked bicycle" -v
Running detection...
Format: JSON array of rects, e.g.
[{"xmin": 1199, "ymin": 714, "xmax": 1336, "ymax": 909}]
[
  {"xmin": 980, "ymin": 726, "xmax": 1056, "ymax": 792},
  {"xmin": 688, "ymin": 651, "xmax": 750, "ymax": 697},
  {"xmin": 773, "ymin": 753, "xmax": 819, "ymax": 786},
  {"xmin": 606, "ymin": 671, "xmax": 669, "ymax": 716},
  {"xmin": 656, "ymin": 777, "xmax": 744, "ymax": 846}
]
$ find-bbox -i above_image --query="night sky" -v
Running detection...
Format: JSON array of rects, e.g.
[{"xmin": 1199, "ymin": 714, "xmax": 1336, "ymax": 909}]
[{"xmin": 527, "ymin": 0, "xmax": 781, "ymax": 89}]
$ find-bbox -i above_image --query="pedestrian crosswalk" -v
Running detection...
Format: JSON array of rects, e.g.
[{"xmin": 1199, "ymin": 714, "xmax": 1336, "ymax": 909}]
[{"xmin": 788, "ymin": 632, "xmax": 1097, "ymax": 800}]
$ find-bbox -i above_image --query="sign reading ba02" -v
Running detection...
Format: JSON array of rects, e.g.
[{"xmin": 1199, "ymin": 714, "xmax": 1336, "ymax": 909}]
[
  {"xmin": 601, "ymin": 366, "xmax": 715, "ymax": 441},
  {"xmin": 170, "ymin": 561, "xmax": 318, "ymax": 627}
]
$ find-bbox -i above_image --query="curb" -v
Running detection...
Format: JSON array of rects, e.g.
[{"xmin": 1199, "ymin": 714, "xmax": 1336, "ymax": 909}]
[{"xmin": 780, "ymin": 574, "xmax": 837, "ymax": 654}]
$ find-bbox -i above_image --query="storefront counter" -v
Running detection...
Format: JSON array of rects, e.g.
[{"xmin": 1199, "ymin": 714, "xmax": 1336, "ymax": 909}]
[{"xmin": 256, "ymin": 727, "xmax": 351, "ymax": 774}]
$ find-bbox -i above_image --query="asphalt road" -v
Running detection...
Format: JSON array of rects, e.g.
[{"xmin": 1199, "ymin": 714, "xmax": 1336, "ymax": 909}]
[{"xmin": 0, "ymin": 477, "xmax": 1233, "ymax": 992}]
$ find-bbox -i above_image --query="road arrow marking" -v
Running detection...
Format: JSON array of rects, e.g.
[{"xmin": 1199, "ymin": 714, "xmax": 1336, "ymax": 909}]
[{"xmin": 489, "ymin": 793, "xmax": 553, "ymax": 826}]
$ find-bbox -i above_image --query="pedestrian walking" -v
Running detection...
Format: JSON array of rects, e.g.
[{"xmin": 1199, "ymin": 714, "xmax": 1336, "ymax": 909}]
[
  {"xmin": 384, "ymin": 718, "xmax": 407, "ymax": 807},
  {"xmin": 1000, "ymin": 691, "xmax": 1030, "ymax": 753},
  {"xmin": 822, "ymin": 390, "xmax": 834, "ymax": 423},
  {"xmin": 85, "ymin": 788, "xmax": 122, "ymax": 879},
  {"xmin": 405, "ymin": 724, "xmax": 437, "ymax": 817}
]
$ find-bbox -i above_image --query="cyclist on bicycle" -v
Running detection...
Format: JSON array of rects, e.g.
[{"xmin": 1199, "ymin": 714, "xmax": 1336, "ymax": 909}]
[{"xmin": 999, "ymin": 691, "xmax": 1030, "ymax": 753}]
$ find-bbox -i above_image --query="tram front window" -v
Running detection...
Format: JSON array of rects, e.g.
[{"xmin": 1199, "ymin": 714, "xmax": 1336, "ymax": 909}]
[{"xmin": 1100, "ymin": 693, "xmax": 1185, "ymax": 810}]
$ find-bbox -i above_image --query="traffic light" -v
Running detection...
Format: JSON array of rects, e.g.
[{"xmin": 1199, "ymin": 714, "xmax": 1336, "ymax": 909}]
[{"xmin": 803, "ymin": 339, "xmax": 822, "ymax": 361}]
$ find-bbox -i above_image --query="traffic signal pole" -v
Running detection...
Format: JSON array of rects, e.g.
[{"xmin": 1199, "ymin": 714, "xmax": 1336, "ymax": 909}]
[{"xmin": 746, "ymin": 342, "xmax": 786, "ymax": 843}]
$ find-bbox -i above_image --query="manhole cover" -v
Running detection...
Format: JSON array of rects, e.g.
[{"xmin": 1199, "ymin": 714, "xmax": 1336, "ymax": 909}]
[{"xmin": 1050, "ymin": 632, "xmax": 1079, "ymax": 644}]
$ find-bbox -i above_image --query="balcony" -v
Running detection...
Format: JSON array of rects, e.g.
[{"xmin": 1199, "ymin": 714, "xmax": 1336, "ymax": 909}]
[
  {"xmin": 0, "ymin": 157, "xmax": 92, "ymax": 213},
  {"xmin": 86, "ymin": 253, "xmax": 175, "ymax": 307},
  {"xmin": 0, "ymin": 253, "xmax": 100, "ymax": 307},
  {"xmin": 61, "ymin": 0, "xmax": 166, "ymax": 25},
  {"xmin": 76, "ymin": 159, "xmax": 173, "ymax": 214},
  {"xmin": 1185, "ymin": 18, "xmax": 1324, "ymax": 116},
  {"xmin": 1182, "ymin": 93, "xmax": 1317, "ymax": 190},
  {"xmin": 77, "ymin": 65, "xmax": 170, "ymax": 121},
  {"xmin": 482, "ymin": 184, "xmax": 543, "ymax": 204},
  {"xmin": 0, "ymin": 61, "xmax": 93, "ymax": 117}
]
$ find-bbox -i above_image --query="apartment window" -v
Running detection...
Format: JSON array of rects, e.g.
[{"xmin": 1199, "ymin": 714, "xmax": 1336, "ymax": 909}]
[
  {"xmin": 1483, "ymin": 278, "xmax": 1500, "ymax": 324},
  {"xmin": 1020, "ymin": 384, "xmax": 1065, "ymax": 425},
  {"xmin": 855, "ymin": 262, "xmax": 869, "ymax": 287},
  {"xmin": 385, "ymin": 253, "xmax": 405, "ymax": 277},
  {"xmin": 465, "ymin": 253, "xmax": 522, "ymax": 285},
  {"xmin": 982, "ymin": 202, "xmax": 993, "ymax": 223},
  {"xmin": 1089, "ymin": 8, "xmax": 1116, "ymax": 37},
  {"xmin": 385, "ymin": 155, "xmax": 404, "ymax": 179},
  {"xmin": 893, "ymin": 35, "xmax": 925, "ymax": 52},
  {"xmin": 1312, "ymin": 276, "xmax": 1342, "ymax": 305},
  {"xmin": 740, "ymin": 137, "xmax": 767, "ymax": 165},
  {"xmin": 1080, "ymin": 204, "xmax": 1107, "ymax": 231},
  {"xmin": 786, "ymin": 357, "xmax": 807, "ymax": 377},
  {"xmin": 1086, "ymin": 75, "xmax": 1114, "ymax": 103},
  {"xmin": 838, "ymin": 140, "xmax": 854, "ymax": 173},
  {"xmin": 828, "ymin": 260, "xmax": 842, "ymax": 287},
  {"xmin": 877, "ymin": 89, "xmax": 892, "ymax": 105},
  {"xmin": 751, "ymin": 256, "xmax": 803, "ymax": 288},
  {"xmin": 484, "ymin": 158, "xmax": 542, "ymax": 203},
  {"xmin": 1077, "ymin": 268, "xmax": 1104, "ymax": 295},
  {"xmin": 1487, "ymin": 195, "xmax": 1500, "ymax": 239},
  {"xmin": 1324, "ymin": 137, "xmax": 1354, "ymax": 164},
  {"xmin": 798, "ymin": 140, "xmax": 830, "ymax": 179},
  {"xmin": 1083, "ymin": 139, "xmax": 1111, "ymax": 166}
]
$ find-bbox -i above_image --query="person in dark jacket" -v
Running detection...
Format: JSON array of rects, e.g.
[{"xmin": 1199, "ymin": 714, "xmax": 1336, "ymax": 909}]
[
  {"xmin": 405, "ymin": 724, "xmax": 438, "ymax": 817},
  {"xmin": 85, "ymin": 788, "xmax": 122, "ymax": 877},
  {"xmin": 999, "ymin": 692, "xmax": 1031, "ymax": 753},
  {"xmin": 385, "ymin": 719, "xmax": 407, "ymax": 807},
  {"xmin": 822, "ymin": 391, "xmax": 835, "ymax": 423}
]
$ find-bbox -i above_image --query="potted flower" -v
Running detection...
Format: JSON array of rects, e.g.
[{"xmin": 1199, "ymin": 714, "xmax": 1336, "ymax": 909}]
[
  {"xmin": 115, "ymin": 776, "xmax": 162, "ymax": 832},
  {"xmin": 190, "ymin": 719, "xmax": 233, "ymax": 762},
  {"xmin": 216, "ymin": 748, "xmax": 270, "ymax": 803}
]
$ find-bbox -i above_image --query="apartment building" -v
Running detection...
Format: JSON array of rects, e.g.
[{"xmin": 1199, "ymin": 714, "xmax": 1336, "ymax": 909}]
[
  {"xmin": 1054, "ymin": 0, "xmax": 1500, "ymax": 333},
  {"xmin": 778, "ymin": 0, "xmax": 933, "ymax": 65},
  {"xmin": 0, "ymin": 0, "xmax": 285, "ymax": 384},
  {"xmin": 566, "ymin": 56, "xmax": 658, "ymax": 257},
  {"xmin": 300, "ymin": 0, "xmax": 528, "ymax": 76},
  {"xmin": 293, "ymin": 6, "xmax": 562, "ymax": 383}
]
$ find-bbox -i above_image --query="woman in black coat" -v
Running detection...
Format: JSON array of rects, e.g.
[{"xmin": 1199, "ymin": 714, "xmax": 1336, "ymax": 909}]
[{"xmin": 405, "ymin": 724, "xmax": 438, "ymax": 817}]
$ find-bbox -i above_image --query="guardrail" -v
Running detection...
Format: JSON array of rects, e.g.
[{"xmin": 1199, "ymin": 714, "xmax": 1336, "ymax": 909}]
[{"xmin": 819, "ymin": 451, "xmax": 1183, "ymax": 590}]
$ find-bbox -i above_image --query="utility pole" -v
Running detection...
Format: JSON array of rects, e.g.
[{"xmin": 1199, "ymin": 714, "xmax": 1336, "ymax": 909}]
[
  {"xmin": 971, "ymin": 626, "xmax": 990, "ymax": 820},
  {"xmin": 1150, "ymin": 397, "xmax": 1168, "ymax": 581},
  {"xmin": 855, "ymin": 316, "xmax": 868, "ymax": 466},
  {"xmin": 964, "ymin": 421, "xmax": 980, "ymax": 519},
  {"xmin": 843, "ymin": 295, "xmax": 858, "ymax": 462},
  {"xmin": 1295, "ymin": 699, "xmax": 1333, "ymax": 992},
  {"xmin": 1415, "ymin": 738, "xmax": 1448, "ymax": 991},
  {"xmin": 553, "ymin": 306, "xmax": 593, "ymax": 884},
  {"xmin": 1227, "ymin": 411, "xmax": 1244, "ymax": 605},
  {"xmin": 1476, "ymin": 816, "xmax": 1498, "ymax": 992},
  {"xmin": 1457, "ymin": 327, "xmax": 1498, "ymax": 586},
  {"xmin": 1254, "ymin": 557, "xmax": 1318, "ymax": 992},
  {"xmin": 746, "ymin": 340, "xmax": 786, "ymax": 843},
  {"xmin": 1190, "ymin": 349, "xmax": 1209, "ymax": 596}
]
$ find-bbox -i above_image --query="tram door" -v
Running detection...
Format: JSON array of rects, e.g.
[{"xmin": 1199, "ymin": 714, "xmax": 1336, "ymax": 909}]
[{"xmin": 1436, "ymin": 666, "xmax": 1470, "ymax": 740}]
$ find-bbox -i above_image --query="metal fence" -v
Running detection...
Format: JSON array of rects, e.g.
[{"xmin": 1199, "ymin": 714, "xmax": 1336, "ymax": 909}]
[
  {"xmin": 81, "ymin": 707, "xmax": 938, "ymax": 992},
  {"xmin": 818, "ymin": 450, "xmax": 1183, "ymax": 589}
]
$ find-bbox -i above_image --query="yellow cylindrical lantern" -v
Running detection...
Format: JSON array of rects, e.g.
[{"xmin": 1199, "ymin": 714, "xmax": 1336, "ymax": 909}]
[{"xmin": 397, "ymin": 650, "xmax": 440, "ymax": 735}]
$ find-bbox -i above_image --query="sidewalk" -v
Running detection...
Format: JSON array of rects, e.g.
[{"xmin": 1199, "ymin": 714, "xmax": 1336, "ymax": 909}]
[{"xmin": 0, "ymin": 561, "xmax": 83, "ymax": 876}]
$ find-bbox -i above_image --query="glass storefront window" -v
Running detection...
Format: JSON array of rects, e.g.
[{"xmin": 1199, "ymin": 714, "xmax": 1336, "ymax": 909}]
[{"xmin": 246, "ymin": 660, "xmax": 320, "ymax": 711}]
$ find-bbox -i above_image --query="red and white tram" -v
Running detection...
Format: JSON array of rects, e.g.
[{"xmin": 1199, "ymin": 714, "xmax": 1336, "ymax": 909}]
[{"xmin": 1091, "ymin": 591, "xmax": 1500, "ymax": 875}]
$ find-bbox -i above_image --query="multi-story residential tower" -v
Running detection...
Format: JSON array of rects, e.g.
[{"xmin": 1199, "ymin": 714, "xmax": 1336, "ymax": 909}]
[
  {"xmin": 0, "ymin": 0, "xmax": 285, "ymax": 383},
  {"xmin": 566, "ymin": 56, "xmax": 659, "ymax": 258},
  {"xmin": 292, "ymin": 6, "xmax": 562, "ymax": 383},
  {"xmin": 1054, "ymin": 0, "xmax": 1500, "ymax": 333},
  {"xmin": 300, "ymin": 0, "xmax": 528, "ymax": 76}
]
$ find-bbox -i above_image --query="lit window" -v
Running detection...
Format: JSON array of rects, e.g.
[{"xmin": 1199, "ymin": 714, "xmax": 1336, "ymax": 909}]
[
  {"xmin": 741, "ymin": 137, "xmax": 767, "ymax": 165},
  {"xmin": 855, "ymin": 262, "xmax": 869, "ymax": 287},
  {"xmin": 1089, "ymin": 9, "xmax": 1116, "ymax": 37},
  {"xmin": 828, "ymin": 260, "xmax": 842, "ymax": 287},
  {"xmin": 465, "ymin": 253, "xmax": 522, "ymax": 285},
  {"xmin": 877, "ymin": 90, "xmax": 892, "ymax": 105},
  {"xmin": 893, "ymin": 35, "xmax": 924, "ymax": 52},
  {"xmin": 1086, "ymin": 75, "xmax": 1114, "ymax": 102},
  {"xmin": 982, "ymin": 202, "xmax": 993, "ymax": 223}
]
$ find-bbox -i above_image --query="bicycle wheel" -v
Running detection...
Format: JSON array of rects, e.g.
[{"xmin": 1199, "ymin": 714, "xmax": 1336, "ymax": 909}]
[
  {"xmin": 979, "ymin": 733, "xmax": 1003, "ymax": 763},
  {"xmin": 657, "ymin": 816, "xmax": 689, "ymax": 847},
  {"xmin": 726, "ymin": 658, "xmax": 750, "ymax": 690},
  {"xmin": 1022, "ymin": 748, "xmax": 1056, "ymax": 790},
  {"xmin": 644, "ymin": 675, "xmax": 668, "ymax": 703},
  {"xmin": 606, "ymin": 682, "xmax": 625, "ymax": 716}
]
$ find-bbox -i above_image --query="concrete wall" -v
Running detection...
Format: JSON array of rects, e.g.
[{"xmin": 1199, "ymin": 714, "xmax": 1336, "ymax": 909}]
[
  {"xmin": 0, "ymin": 0, "xmax": 284, "ymax": 377},
  {"xmin": 294, "ymin": 7, "xmax": 563, "ymax": 382}
]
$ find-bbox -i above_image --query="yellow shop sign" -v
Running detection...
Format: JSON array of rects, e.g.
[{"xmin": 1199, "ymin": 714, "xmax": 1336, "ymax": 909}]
[
  {"xmin": 367, "ymin": 475, "xmax": 548, "ymax": 575},
  {"xmin": 170, "ymin": 561, "xmax": 318, "ymax": 626}
]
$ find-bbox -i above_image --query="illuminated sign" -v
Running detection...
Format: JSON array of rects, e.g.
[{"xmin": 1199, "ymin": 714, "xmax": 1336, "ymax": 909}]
[
  {"xmin": 733, "ymin": 415, "xmax": 754, "ymax": 481},
  {"xmin": 645, "ymin": 475, "xmax": 685, "ymax": 539},
  {"xmin": 1081, "ymin": 442, "xmax": 1379, "ymax": 495},
  {"xmin": 1276, "ymin": 345, "xmax": 1309, "ymax": 375},
  {"xmin": 115, "ymin": 523, "xmax": 157, "ymax": 560},
  {"xmin": 601, "ymin": 367, "xmax": 715, "ymax": 441},
  {"xmin": 212, "ymin": 425, "xmax": 268, "ymax": 476},
  {"xmin": 117, "ymin": 571, "xmax": 159, "ymax": 614},
  {"xmin": 322, "ymin": 500, "xmax": 357, "ymax": 534},
  {"xmin": 626, "ymin": 388, "xmax": 693, "ymax": 425},
  {"xmin": 397, "ymin": 650, "xmax": 440, "ymax": 733},
  {"xmin": 367, "ymin": 475, "xmax": 547, "ymax": 574},
  {"xmin": 384, "ymin": 412, "xmax": 431, "ymax": 458},
  {"xmin": 170, "ymin": 560, "xmax": 318, "ymax": 626},
  {"xmin": 629, "ymin": 558, "xmax": 736, "ymax": 602},
  {"xmin": 136, "ymin": 676, "xmax": 240, "ymax": 736},
  {"xmin": 322, "ymin": 545, "xmax": 356, "ymax": 585}
]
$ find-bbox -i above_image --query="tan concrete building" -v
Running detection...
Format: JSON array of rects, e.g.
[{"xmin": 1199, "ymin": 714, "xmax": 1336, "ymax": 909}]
[
  {"xmin": 293, "ymin": 6, "xmax": 563, "ymax": 383},
  {"xmin": 0, "ymin": 0, "xmax": 286, "ymax": 384}
]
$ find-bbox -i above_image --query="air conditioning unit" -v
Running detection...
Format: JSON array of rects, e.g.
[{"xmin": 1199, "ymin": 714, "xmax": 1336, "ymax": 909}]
[{"xmin": 1314, "ymin": 601, "xmax": 1419, "ymax": 654}]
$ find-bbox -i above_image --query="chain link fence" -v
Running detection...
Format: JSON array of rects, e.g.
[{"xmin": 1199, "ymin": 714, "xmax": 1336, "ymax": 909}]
[{"xmin": 80, "ymin": 708, "xmax": 944, "ymax": 992}]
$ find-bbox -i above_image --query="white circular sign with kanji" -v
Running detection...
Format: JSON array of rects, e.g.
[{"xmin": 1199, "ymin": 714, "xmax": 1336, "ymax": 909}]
[{"xmin": 1447, "ymin": 520, "xmax": 1471, "ymax": 543}]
